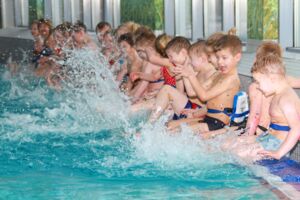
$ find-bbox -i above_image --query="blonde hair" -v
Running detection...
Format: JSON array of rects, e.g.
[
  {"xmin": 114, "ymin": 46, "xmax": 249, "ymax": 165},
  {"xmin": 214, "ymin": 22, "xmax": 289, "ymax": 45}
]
[
  {"xmin": 251, "ymin": 54, "xmax": 285, "ymax": 75},
  {"xmin": 256, "ymin": 41, "xmax": 282, "ymax": 60},
  {"xmin": 227, "ymin": 27, "xmax": 237, "ymax": 36},
  {"xmin": 118, "ymin": 21, "xmax": 141, "ymax": 34},
  {"xmin": 155, "ymin": 34, "xmax": 172, "ymax": 57}
]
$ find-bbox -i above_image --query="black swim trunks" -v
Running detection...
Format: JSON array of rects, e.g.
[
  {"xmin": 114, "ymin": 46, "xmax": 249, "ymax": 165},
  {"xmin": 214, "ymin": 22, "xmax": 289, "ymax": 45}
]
[
  {"xmin": 202, "ymin": 116, "xmax": 226, "ymax": 131},
  {"xmin": 255, "ymin": 125, "xmax": 268, "ymax": 135}
]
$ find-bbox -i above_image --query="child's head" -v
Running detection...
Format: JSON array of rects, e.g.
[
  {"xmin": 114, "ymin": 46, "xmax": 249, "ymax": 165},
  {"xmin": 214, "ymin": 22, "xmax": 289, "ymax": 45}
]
[
  {"xmin": 133, "ymin": 26, "xmax": 153, "ymax": 41},
  {"xmin": 205, "ymin": 32, "xmax": 224, "ymax": 67},
  {"xmin": 134, "ymin": 31, "xmax": 156, "ymax": 60},
  {"xmin": 155, "ymin": 34, "xmax": 172, "ymax": 58},
  {"xmin": 165, "ymin": 36, "xmax": 191, "ymax": 65},
  {"xmin": 118, "ymin": 33, "xmax": 134, "ymax": 56},
  {"xmin": 188, "ymin": 40, "xmax": 208, "ymax": 72},
  {"xmin": 54, "ymin": 23, "xmax": 72, "ymax": 45},
  {"xmin": 116, "ymin": 21, "xmax": 141, "ymax": 38},
  {"xmin": 256, "ymin": 41, "xmax": 282, "ymax": 60},
  {"xmin": 38, "ymin": 18, "xmax": 52, "ymax": 39},
  {"xmin": 214, "ymin": 34, "xmax": 242, "ymax": 73},
  {"xmin": 95, "ymin": 21, "xmax": 112, "ymax": 45},
  {"xmin": 30, "ymin": 20, "xmax": 40, "ymax": 38},
  {"xmin": 72, "ymin": 21, "xmax": 87, "ymax": 43},
  {"xmin": 251, "ymin": 54, "xmax": 285, "ymax": 96}
]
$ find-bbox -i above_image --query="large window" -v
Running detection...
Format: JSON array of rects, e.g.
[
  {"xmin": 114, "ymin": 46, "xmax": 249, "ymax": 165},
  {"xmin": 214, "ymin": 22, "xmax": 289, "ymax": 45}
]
[
  {"xmin": 0, "ymin": 0, "xmax": 2, "ymax": 28},
  {"xmin": 120, "ymin": 0, "xmax": 164, "ymax": 31},
  {"xmin": 295, "ymin": 0, "xmax": 300, "ymax": 47},
  {"xmin": 29, "ymin": 0, "xmax": 44, "ymax": 24},
  {"xmin": 247, "ymin": 0, "xmax": 278, "ymax": 40},
  {"xmin": 204, "ymin": 0, "xmax": 223, "ymax": 37},
  {"xmin": 175, "ymin": 0, "xmax": 192, "ymax": 38}
]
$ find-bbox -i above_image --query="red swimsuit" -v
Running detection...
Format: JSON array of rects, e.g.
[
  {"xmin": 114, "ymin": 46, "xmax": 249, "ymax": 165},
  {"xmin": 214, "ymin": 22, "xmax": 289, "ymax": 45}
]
[{"xmin": 161, "ymin": 66, "xmax": 176, "ymax": 87}]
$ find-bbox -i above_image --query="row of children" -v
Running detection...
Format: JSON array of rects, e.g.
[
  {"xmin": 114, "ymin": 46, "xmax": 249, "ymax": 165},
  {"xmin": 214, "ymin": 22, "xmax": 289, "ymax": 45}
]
[
  {"xmin": 108, "ymin": 22, "xmax": 300, "ymax": 162},
  {"xmin": 23, "ymin": 18, "xmax": 300, "ymax": 161}
]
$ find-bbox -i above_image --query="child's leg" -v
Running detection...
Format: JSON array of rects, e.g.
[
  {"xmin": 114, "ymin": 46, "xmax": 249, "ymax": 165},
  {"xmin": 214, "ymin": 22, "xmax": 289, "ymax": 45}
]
[
  {"xmin": 131, "ymin": 98, "xmax": 155, "ymax": 112},
  {"xmin": 166, "ymin": 118, "xmax": 203, "ymax": 130},
  {"xmin": 149, "ymin": 85, "xmax": 189, "ymax": 122},
  {"xmin": 187, "ymin": 122, "xmax": 210, "ymax": 133}
]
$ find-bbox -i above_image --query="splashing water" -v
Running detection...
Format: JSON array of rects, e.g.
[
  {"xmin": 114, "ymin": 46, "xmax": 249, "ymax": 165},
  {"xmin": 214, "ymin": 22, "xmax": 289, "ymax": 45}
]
[{"xmin": 0, "ymin": 50, "xmax": 279, "ymax": 199}]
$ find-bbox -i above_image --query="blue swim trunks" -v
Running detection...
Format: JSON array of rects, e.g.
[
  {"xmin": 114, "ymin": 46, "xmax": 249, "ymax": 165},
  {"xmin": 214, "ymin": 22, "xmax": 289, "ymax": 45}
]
[
  {"xmin": 172, "ymin": 100, "xmax": 202, "ymax": 120},
  {"xmin": 256, "ymin": 132, "xmax": 282, "ymax": 151}
]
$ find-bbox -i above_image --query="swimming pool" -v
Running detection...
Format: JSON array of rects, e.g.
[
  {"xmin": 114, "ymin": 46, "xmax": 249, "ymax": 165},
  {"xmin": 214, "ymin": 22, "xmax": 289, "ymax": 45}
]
[{"xmin": 0, "ymin": 53, "xmax": 282, "ymax": 199}]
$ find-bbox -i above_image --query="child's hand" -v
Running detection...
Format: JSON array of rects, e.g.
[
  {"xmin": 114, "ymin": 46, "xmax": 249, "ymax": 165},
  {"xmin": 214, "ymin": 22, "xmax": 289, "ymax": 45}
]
[
  {"xmin": 258, "ymin": 150, "xmax": 281, "ymax": 160},
  {"xmin": 130, "ymin": 72, "xmax": 140, "ymax": 82},
  {"xmin": 181, "ymin": 109, "xmax": 195, "ymax": 118},
  {"xmin": 173, "ymin": 63, "xmax": 195, "ymax": 77}
]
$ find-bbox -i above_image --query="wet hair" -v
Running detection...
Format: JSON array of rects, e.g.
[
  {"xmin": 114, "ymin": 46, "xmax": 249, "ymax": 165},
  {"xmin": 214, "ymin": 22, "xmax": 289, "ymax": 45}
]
[
  {"xmin": 135, "ymin": 31, "xmax": 156, "ymax": 48},
  {"xmin": 117, "ymin": 21, "xmax": 141, "ymax": 38},
  {"xmin": 133, "ymin": 26, "xmax": 153, "ymax": 42},
  {"xmin": 165, "ymin": 36, "xmax": 191, "ymax": 54},
  {"xmin": 55, "ymin": 22, "xmax": 73, "ymax": 35},
  {"xmin": 155, "ymin": 34, "xmax": 172, "ymax": 57},
  {"xmin": 73, "ymin": 21, "xmax": 87, "ymax": 32},
  {"xmin": 214, "ymin": 34, "xmax": 242, "ymax": 55},
  {"xmin": 189, "ymin": 40, "xmax": 207, "ymax": 57},
  {"xmin": 205, "ymin": 32, "xmax": 225, "ymax": 55},
  {"xmin": 256, "ymin": 41, "xmax": 282, "ymax": 60},
  {"xmin": 62, "ymin": 21, "xmax": 73, "ymax": 34},
  {"xmin": 118, "ymin": 33, "xmax": 134, "ymax": 47},
  {"xmin": 122, "ymin": 21, "xmax": 141, "ymax": 33},
  {"xmin": 227, "ymin": 27, "xmax": 237, "ymax": 36},
  {"xmin": 30, "ymin": 20, "xmax": 39, "ymax": 28},
  {"xmin": 251, "ymin": 54, "xmax": 285, "ymax": 75},
  {"xmin": 38, "ymin": 18, "xmax": 53, "ymax": 30},
  {"xmin": 95, "ymin": 21, "xmax": 111, "ymax": 33}
]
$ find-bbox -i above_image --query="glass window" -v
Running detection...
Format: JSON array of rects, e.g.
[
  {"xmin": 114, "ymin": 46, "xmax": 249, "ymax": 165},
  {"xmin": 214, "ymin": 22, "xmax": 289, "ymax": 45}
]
[
  {"xmin": 72, "ymin": 0, "xmax": 84, "ymax": 23},
  {"xmin": 175, "ymin": 0, "xmax": 192, "ymax": 38},
  {"xmin": 247, "ymin": 0, "xmax": 278, "ymax": 40},
  {"xmin": 52, "ymin": 0, "xmax": 64, "ymax": 26},
  {"xmin": 204, "ymin": 0, "xmax": 223, "ymax": 37},
  {"xmin": 120, "ymin": 0, "xmax": 164, "ymax": 31},
  {"xmin": 295, "ymin": 0, "xmax": 300, "ymax": 47},
  {"xmin": 29, "ymin": 0, "xmax": 44, "ymax": 24},
  {"xmin": 0, "ymin": 0, "xmax": 2, "ymax": 28}
]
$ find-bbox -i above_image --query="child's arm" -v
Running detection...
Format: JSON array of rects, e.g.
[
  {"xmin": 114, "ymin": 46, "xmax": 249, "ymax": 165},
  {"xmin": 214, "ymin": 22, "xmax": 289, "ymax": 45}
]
[
  {"xmin": 175, "ymin": 64, "xmax": 234, "ymax": 102},
  {"xmin": 175, "ymin": 77, "xmax": 185, "ymax": 93},
  {"xmin": 145, "ymin": 47, "xmax": 173, "ymax": 68},
  {"xmin": 182, "ymin": 64, "xmax": 198, "ymax": 97},
  {"xmin": 116, "ymin": 60, "xmax": 128, "ymax": 82},
  {"xmin": 287, "ymin": 75, "xmax": 300, "ymax": 88},
  {"xmin": 129, "ymin": 62, "xmax": 153, "ymax": 101},
  {"xmin": 259, "ymin": 99, "xmax": 300, "ymax": 159},
  {"xmin": 246, "ymin": 83, "xmax": 263, "ymax": 136}
]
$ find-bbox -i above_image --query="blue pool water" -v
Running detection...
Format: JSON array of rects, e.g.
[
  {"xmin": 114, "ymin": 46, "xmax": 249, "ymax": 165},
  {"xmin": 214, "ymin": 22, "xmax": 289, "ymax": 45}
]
[{"xmin": 0, "ymin": 52, "xmax": 279, "ymax": 199}]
